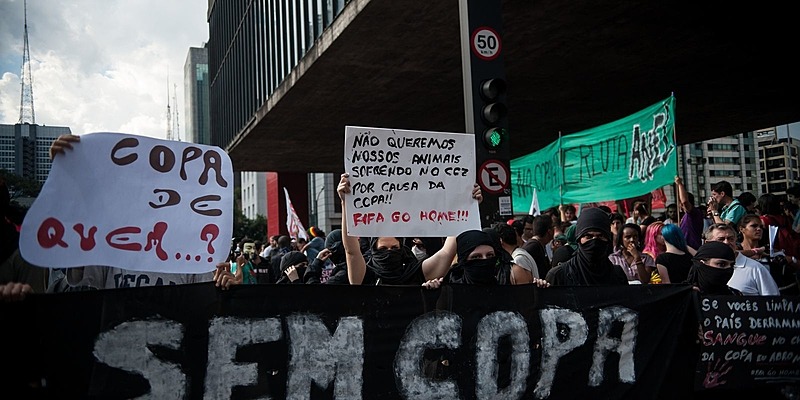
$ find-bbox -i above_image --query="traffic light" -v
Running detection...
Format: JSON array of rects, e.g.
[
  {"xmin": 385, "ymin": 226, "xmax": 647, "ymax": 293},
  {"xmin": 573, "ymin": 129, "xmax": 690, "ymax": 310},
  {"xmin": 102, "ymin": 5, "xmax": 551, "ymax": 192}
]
[{"xmin": 478, "ymin": 78, "xmax": 507, "ymax": 152}]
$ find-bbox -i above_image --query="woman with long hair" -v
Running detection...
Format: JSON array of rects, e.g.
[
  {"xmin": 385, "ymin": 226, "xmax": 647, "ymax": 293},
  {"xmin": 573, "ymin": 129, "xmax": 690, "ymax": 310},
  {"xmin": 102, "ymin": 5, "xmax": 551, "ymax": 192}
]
[
  {"xmin": 655, "ymin": 224, "xmax": 693, "ymax": 284},
  {"xmin": 642, "ymin": 221, "xmax": 666, "ymax": 283},
  {"xmin": 642, "ymin": 221, "xmax": 666, "ymax": 260},
  {"xmin": 608, "ymin": 223, "xmax": 656, "ymax": 283}
]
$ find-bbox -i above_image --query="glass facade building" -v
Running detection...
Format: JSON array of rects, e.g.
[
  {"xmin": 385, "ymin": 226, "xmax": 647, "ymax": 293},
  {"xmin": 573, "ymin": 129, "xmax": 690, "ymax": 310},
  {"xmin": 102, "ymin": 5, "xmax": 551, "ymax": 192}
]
[
  {"xmin": 184, "ymin": 46, "xmax": 211, "ymax": 145},
  {"xmin": 208, "ymin": 0, "xmax": 349, "ymax": 148}
]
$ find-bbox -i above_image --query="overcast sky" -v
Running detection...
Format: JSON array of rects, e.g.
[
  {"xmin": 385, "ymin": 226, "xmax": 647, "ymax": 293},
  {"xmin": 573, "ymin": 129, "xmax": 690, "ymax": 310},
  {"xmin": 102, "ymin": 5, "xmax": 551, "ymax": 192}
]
[
  {"xmin": 1, "ymin": 0, "xmax": 798, "ymax": 143},
  {"xmin": 0, "ymin": 0, "xmax": 208, "ymax": 140}
]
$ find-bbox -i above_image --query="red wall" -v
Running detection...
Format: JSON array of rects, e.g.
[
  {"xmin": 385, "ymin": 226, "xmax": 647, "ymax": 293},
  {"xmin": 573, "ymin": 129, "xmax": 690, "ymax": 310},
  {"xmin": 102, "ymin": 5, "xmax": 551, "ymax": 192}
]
[{"xmin": 266, "ymin": 172, "xmax": 309, "ymax": 238}]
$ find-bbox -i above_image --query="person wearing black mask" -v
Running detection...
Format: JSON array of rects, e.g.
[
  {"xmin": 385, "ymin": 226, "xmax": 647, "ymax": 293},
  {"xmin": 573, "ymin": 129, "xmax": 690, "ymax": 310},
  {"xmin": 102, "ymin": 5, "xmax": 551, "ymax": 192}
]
[
  {"xmin": 545, "ymin": 207, "xmax": 628, "ymax": 286},
  {"xmin": 447, "ymin": 230, "xmax": 511, "ymax": 285},
  {"xmin": 304, "ymin": 229, "xmax": 350, "ymax": 284},
  {"xmin": 684, "ymin": 241, "xmax": 740, "ymax": 295},
  {"xmin": 336, "ymin": 173, "xmax": 482, "ymax": 285},
  {"xmin": 422, "ymin": 229, "xmax": 552, "ymax": 288},
  {"xmin": 276, "ymin": 251, "xmax": 310, "ymax": 284}
]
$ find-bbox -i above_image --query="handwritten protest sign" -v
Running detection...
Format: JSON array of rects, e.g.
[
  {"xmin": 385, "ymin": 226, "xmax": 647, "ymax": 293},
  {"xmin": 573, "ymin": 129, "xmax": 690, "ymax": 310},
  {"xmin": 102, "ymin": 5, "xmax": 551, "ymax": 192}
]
[
  {"xmin": 19, "ymin": 132, "xmax": 233, "ymax": 274},
  {"xmin": 344, "ymin": 126, "xmax": 481, "ymax": 237},
  {"xmin": 695, "ymin": 295, "xmax": 800, "ymax": 390}
]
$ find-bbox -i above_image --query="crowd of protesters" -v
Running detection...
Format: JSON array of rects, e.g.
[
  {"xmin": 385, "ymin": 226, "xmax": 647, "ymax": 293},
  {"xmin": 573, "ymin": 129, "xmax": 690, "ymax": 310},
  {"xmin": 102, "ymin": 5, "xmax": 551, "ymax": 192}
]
[
  {"xmin": 209, "ymin": 172, "xmax": 799, "ymax": 297},
  {"xmin": 1, "ymin": 134, "xmax": 800, "ymax": 301}
]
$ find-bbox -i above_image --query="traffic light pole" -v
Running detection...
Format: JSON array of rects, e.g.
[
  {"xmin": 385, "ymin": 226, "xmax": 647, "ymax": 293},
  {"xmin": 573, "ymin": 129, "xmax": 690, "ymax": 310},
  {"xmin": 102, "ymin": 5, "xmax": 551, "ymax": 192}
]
[{"xmin": 459, "ymin": 0, "xmax": 513, "ymax": 227}]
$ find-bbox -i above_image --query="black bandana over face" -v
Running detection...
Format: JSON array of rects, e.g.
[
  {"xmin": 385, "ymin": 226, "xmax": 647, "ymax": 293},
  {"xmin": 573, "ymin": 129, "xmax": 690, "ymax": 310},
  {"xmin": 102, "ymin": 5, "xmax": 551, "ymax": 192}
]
[
  {"xmin": 367, "ymin": 237, "xmax": 421, "ymax": 284},
  {"xmin": 578, "ymin": 238, "xmax": 612, "ymax": 264},
  {"xmin": 685, "ymin": 241, "xmax": 736, "ymax": 295},
  {"xmin": 448, "ymin": 257, "xmax": 499, "ymax": 284},
  {"xmin": 447, "ymin": 230, "xmax": 502, "ymax": 285},
  {"xmin": 325, "ymin": 229, "xmax": 346, "ymax": 265},
  {"xmin": 685, "ymin": 260, "xmax": 735, "ymax": 295}
]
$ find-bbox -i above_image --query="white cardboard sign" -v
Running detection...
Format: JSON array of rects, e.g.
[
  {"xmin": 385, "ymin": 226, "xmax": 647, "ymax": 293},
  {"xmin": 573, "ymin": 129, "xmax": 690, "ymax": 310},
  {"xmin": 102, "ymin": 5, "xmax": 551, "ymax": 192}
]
[
  {"xmin": 19, "ymin": 132, "xmax": 233, "ymax": 274},
  {"xmin": 344, "ymin": 126, "xmax": 481, "ymax": 237}
]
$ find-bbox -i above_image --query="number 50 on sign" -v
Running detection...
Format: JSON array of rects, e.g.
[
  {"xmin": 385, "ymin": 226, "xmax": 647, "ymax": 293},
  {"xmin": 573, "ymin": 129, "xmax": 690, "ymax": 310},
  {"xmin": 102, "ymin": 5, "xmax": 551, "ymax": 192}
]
[{"xmin": 471, "ymin": 26, "xmax": 501, "ymax": 61}]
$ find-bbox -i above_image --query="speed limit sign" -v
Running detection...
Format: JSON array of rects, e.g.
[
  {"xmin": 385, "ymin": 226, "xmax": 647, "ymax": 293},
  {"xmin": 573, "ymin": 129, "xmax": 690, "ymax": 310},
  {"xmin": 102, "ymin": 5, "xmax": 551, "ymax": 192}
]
[{"xmin": 471, "ymin": 26, "xmax": 501, "ymax": 61}]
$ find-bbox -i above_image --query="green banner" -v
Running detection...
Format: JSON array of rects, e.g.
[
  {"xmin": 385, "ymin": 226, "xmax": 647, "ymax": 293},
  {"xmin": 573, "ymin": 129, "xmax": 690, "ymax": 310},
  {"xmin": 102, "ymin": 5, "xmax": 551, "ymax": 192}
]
[{"xmin": 511, "ymin": 96, "xmax": 676, "ymax": 213}]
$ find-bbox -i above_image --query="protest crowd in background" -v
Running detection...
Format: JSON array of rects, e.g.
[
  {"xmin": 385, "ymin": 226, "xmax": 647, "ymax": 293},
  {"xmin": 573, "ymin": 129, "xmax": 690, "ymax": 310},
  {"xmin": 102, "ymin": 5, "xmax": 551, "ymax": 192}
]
[
  {"xmin": 1, "ymin": 133, "xmax": 799, "ymax": 297},
  {"xmin": 1, "ymin": 123, "xmax": 799, "ymax": 399}
]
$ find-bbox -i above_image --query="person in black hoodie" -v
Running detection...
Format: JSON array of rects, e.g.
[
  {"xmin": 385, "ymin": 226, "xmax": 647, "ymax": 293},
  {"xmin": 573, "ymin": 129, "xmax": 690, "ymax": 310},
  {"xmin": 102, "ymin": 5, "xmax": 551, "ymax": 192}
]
[
  {"xmin": 545, "ymin": 207, "xmax": 628, "ymax": 286},
  {"xmin": 336, "ymin": 173, "xmax": 481, "ymax": 285},
  {"xmin": 304, "ymin": 229, "xmax": 351, "ymax": 284},
  {"xmin": 276, "ymin": 251, "xmax": 310, "ymax": 284}
]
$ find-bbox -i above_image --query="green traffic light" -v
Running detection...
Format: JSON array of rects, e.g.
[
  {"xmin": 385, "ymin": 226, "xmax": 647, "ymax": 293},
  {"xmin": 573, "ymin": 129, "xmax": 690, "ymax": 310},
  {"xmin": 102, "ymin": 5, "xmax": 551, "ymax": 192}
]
[
  {"xmin": 484, "ymin": 127, "xmax": 506, "ymax": 149},
  {"xmin": 489, "ymin": 130, "xmax": 502, "ymax": 146}
]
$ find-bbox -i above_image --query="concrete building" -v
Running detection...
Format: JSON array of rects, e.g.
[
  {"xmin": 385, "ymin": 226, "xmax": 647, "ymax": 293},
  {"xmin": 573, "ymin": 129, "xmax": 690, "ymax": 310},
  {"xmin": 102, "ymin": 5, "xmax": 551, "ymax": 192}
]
[
  {"xmin": 241, "ymin": 171, "xmax": 267, "ymax": 220},
  {"xmin": 678, "ymin": 133, "xmax": 760, "ymax": 205},
  {"xmin": 755, "ymin": 128, "xmax": 800, "ymax": 197},
  {"xmin": 184, "ymin": 46, "xmax": 211, "ymax": 146},
  {"xmin": 206, "ymin": 1, "xmax": 799, "ymax": 234},
  {"xmin": 0, "ymin": 123, "xmax": 72, "ymax": 183}
]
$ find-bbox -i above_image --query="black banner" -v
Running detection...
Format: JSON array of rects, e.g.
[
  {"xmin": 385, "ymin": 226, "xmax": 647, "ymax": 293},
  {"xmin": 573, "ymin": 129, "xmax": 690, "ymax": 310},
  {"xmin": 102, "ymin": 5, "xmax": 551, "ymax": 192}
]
[
  {"xmin": 695, "ymin": 295, "xmax": 800, "ymax": 390},
  {"xmin": 0, "ymin": 284, "xmax": 795, "ymax": 399}
]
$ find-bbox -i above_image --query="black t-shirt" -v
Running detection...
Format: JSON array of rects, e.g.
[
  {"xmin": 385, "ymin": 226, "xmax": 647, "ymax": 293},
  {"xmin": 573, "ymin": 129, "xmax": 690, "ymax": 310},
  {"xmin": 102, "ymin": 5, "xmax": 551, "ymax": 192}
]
[
  {"xmin": 655, "ymin": 252, "xmax": 692, "ymax": 284},
  {"xmin": 522, "ymin": 239, "xmax": 551, "ymax": 279}
]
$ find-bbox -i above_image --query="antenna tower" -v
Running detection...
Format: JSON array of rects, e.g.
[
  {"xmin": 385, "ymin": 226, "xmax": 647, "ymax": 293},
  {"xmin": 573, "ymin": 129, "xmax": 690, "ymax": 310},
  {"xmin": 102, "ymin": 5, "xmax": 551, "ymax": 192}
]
[
  {"xmin": 173, "ymin": 83, "xmax": 181, "ymax": 141},
  {"xmin": 18, "ymin": 0, "xmax": 35, "ymax": 124},
  {"xmin": 166, "ymin": 75, "xmax": 173, "ymax": 140}
]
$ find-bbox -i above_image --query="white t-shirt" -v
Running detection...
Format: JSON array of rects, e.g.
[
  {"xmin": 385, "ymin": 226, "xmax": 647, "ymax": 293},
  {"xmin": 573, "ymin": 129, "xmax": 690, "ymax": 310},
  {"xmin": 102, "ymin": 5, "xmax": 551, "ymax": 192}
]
[
  {"xmin": 727, "ymin": 253, "xmax": 780, "ymax": 296},
  {"xmin": 512, "ymin": 247, "xmax": 539, "ymax": 279},
  {"xmin": 65, "ymin": 265, "xmax": 214, "ymax": 289}
]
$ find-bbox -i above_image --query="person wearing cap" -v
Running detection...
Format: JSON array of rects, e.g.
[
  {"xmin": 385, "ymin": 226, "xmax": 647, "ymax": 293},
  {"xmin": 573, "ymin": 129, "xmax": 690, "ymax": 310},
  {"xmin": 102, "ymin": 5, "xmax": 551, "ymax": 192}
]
[
  {"xmin": 683, "ymin": 241, "xmax": 740, "ymax": 295},
  {"xmin": 551, "ymin": 233, "xmax": 568, "ymax": 253},
  {"xmin": 545, "ymin": 207, "xmax": 628, "ymax": 286}
]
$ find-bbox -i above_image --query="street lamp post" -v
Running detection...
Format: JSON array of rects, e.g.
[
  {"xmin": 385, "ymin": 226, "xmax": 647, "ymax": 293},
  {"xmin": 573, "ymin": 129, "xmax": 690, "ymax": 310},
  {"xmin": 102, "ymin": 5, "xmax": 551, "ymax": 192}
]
[{"xmin": 312, "ymin": 185, "xmax": 325, "ymax": 228}]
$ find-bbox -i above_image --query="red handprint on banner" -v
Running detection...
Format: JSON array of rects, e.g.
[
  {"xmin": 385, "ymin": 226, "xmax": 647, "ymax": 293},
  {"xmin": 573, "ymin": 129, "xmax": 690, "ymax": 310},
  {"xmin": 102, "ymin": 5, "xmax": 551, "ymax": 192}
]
[{"xmin": 703, "ymin": 359, "xmax": 732, "ymax": 388}]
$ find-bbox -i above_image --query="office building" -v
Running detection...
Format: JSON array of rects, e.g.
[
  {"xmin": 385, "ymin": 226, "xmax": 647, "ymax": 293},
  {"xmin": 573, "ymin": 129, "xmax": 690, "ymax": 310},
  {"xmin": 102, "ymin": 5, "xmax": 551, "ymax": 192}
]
[
  {"xmin": 678, "ymin": 132, "xmax": 760, "ymax": 205},
  {"xmin": 0, "ymin": 123, "xmax": 72, "ymax": 183},
  {"xmin": 184, "ymin": 46, "xmax": 211, "ymax": 145},
  {"xmin": 755, "ymin": 128, "xmax": 800, "ymax": 197}
]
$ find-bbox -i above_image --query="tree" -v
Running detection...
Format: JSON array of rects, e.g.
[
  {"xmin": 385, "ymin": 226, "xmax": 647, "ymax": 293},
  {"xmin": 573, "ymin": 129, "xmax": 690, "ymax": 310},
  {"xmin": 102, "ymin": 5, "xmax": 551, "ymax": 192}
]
[
  {"xmin": 0, "ymin": 169, "xmax": 42, "ymax": 199},
  {"xmin": 232, "ymin": 210, "xmax": 267, "ymax": 243}
]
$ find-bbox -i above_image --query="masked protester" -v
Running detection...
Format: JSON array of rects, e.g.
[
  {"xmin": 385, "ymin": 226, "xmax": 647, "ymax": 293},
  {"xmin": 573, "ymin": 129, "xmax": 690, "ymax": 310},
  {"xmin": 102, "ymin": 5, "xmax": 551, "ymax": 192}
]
[
  {"xmin": 684, "ymin": 241, "xmax": 740, "ymax": 295},
  {"xmin": 276, "ymin": 251, "xmax": 309, "ymax": 284},
  {"xmin": 337, "ymin": 173, "xmax": 481, "ymax": 285},
  {"xmin": 545, "ymin": 207, "xmax": 628, "ymax": 286},
  {"xmin": 445, "ymin": 230, "xmax": 510, "ymax": 285},
  {"xmin": 304, "ymin": 229, "xmax": 350, "ymax": 284}
]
